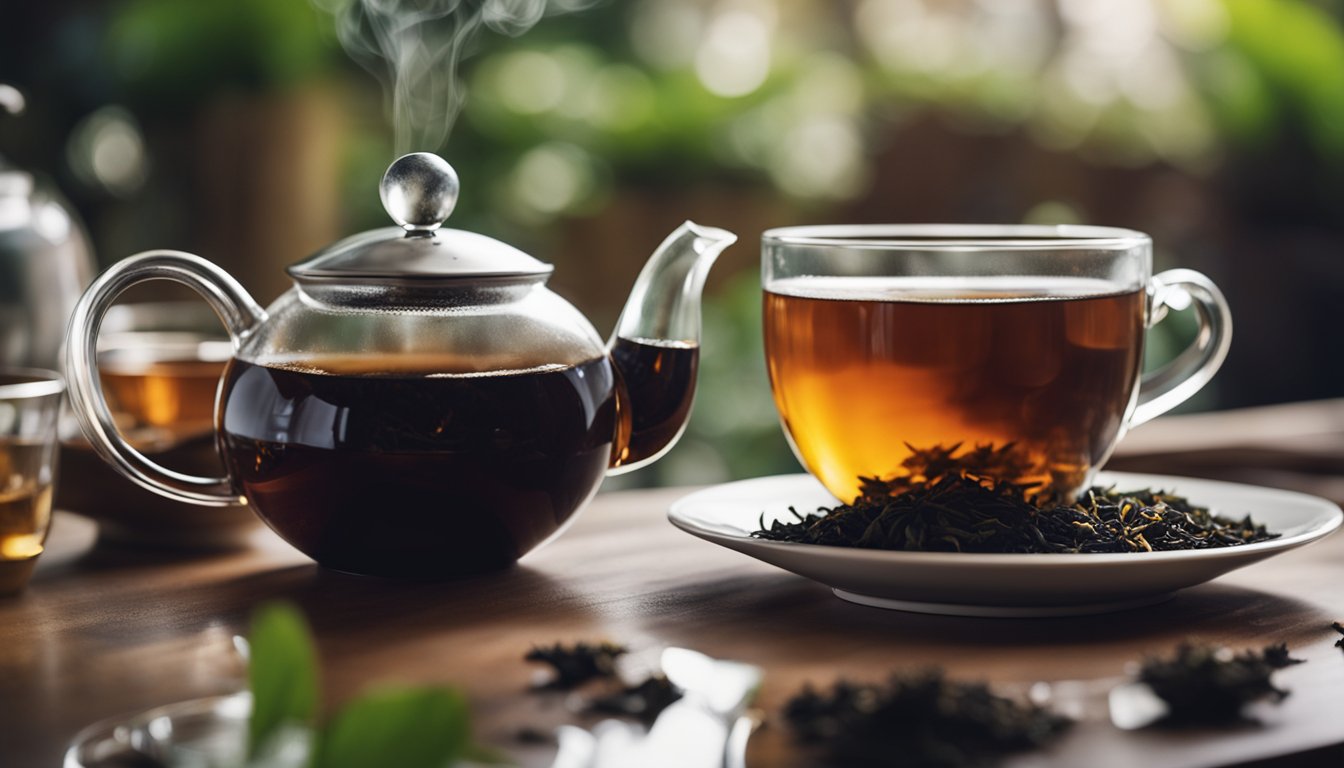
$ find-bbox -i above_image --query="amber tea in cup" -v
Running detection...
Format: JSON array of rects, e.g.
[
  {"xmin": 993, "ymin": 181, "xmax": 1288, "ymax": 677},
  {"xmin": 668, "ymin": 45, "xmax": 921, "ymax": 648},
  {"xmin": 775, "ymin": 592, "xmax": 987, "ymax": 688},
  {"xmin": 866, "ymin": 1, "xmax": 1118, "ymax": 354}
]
[
  {"xmin": 0, "ymin": 369, "xmax": 64, "ymax": 594},
  {"xmin": 762, "ymin": 226, "xmax": 1231, "ymax": 503},
  {"xmin": 94, "ymin": 302, "xmax": 232, "ymax": 439},
  {"xmin": 99, "ymin": 357, "xmax": 226, "ymax": 435}
]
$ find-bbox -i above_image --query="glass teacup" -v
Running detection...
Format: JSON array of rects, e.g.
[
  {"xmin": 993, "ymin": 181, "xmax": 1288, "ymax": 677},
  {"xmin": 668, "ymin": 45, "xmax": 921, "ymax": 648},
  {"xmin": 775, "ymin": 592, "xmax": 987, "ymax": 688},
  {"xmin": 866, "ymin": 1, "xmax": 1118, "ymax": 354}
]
[
  {"xmin": 761, "ymin": 225, "xmax": 1230, "ymax": 503},
  {"xmin": 56, "ymin": 302, "xmax": 253, "ymax": 549},
  {"xmin": 0, "ymin": 368, "xmax": 64, "ymax": 594}
]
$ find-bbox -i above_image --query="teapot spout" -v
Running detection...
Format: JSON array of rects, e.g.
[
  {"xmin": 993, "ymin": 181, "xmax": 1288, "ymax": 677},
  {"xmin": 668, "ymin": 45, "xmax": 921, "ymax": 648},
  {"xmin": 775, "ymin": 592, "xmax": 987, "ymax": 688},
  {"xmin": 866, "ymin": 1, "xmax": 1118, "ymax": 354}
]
[
  {"xmin": 607, "ymin": 221, "xmax": 737, "ymax": 473},
  {"xmin": 612, "ymin": 221, "xmax": 737, "ymax": 346}
]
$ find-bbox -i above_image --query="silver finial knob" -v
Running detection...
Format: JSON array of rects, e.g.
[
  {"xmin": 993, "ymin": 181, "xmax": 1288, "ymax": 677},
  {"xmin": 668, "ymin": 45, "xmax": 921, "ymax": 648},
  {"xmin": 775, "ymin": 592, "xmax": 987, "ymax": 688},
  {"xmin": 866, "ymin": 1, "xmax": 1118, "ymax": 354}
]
[{"xmin": 379, "ymin": 152, "xmax": 458, "ymax": 233}]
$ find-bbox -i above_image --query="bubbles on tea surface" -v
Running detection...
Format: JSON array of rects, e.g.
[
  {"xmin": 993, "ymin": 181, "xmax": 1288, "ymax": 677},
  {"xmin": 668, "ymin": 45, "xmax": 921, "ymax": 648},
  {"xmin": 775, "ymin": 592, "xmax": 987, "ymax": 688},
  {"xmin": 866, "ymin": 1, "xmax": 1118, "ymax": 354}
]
[
  {"xmin": 256, "ymin": 355, "xmax": 584, "ymax": 378},
  {"xmin": 267, "ymin": 361, "xmax": 331, "ymax": 376},
  {"xmin": 426, "ymin": 363, "xmax": 570, "ymax": 378}
]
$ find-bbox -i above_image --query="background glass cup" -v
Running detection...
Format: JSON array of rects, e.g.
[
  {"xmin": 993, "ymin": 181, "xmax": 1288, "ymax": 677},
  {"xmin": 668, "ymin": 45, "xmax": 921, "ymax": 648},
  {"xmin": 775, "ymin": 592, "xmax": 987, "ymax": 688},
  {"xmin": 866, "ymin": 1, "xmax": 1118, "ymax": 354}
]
[
  {"xmin": 93, "ymin": 302, "xmax": 233, "ymax": 440},
  {"xmin": 56, "ymin": 302, "xmax": 255, "ymax": 549},
  {"xmin": 0, "ymin": 368, "xmax": 64, "ymax": 595},
  {"xmin": 761, "ymin": 224, "xmax": 1231, "ymax": 503}
]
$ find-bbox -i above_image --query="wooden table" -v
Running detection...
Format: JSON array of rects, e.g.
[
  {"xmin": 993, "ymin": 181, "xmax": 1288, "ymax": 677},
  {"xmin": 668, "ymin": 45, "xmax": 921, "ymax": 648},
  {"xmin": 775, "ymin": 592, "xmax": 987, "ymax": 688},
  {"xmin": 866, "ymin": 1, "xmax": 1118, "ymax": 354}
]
[{"xmin": 3, "ymin": 473, "xmax": 1343, "ymax": 767}]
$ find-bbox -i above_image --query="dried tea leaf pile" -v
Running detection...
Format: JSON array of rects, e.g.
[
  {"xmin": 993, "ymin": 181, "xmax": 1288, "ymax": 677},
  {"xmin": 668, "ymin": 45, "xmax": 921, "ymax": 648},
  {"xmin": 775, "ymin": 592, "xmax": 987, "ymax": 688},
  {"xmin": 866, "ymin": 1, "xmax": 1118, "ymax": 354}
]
[
  {"xmin": 587, "ymin": 674, "xmax": 681, "ymax": 721},
  {"xmin": 525, "ymin": 641, "xmax": 628, "ymax": 690},
  {"xmin": 784, "ymin": 670, "xmax": 1071, "ymax": 767},
  {"xmin": 523, "ymin": 641, "xmax": 681, "ymax": 724},
  {"xmin": 755, "ymin": 444, "xmax": 1277, "ymax": 553},
  {"xmin": 1137, "ymin": 643, "xmax": 1304, "ymax": 725}
]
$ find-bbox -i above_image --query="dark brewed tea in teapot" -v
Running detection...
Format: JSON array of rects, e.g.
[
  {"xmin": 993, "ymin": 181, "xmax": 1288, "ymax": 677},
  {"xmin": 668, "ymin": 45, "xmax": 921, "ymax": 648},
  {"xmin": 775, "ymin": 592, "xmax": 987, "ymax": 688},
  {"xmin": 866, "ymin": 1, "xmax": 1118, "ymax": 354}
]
[
  {"xmin": 219, "ymin": 354, "xmax": 618, "ymax": 577},
  {"xmin": 66, "ymin": 153, "xmax": 737, "ymax": 577},
  {"xmin": 608, "ymin": 337, "xmax": 698, "ymax": 468}
]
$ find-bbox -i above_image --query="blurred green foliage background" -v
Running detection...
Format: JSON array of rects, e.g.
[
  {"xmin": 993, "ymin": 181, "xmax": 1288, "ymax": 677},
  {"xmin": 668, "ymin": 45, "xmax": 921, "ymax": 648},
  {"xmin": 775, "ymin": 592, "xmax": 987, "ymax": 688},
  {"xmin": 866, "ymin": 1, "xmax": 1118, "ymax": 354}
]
[{"xmin": 3, "ymin": 0, "xmax": 1342, "ymax": 488}]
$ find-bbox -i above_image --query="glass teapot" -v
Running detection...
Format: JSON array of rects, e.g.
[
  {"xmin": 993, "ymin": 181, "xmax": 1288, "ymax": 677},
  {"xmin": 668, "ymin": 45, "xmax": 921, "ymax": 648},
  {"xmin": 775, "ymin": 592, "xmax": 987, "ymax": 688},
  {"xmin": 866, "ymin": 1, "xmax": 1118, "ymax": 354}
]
[
  {"xmin": 65, "ymin": 153, "xmax": 736, "ymax": 577},
  {"xmin": 0, "ymin": 84, "xmax": 95, "ymax": 372}
]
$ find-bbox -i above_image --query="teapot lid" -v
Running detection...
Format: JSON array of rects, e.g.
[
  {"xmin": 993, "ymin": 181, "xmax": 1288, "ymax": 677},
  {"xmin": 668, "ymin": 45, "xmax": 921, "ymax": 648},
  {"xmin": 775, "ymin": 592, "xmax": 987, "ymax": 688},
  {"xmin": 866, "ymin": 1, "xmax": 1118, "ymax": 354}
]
[{"xmin": 287, "ymin": 153, "xmax": 552, "ymax": 285}]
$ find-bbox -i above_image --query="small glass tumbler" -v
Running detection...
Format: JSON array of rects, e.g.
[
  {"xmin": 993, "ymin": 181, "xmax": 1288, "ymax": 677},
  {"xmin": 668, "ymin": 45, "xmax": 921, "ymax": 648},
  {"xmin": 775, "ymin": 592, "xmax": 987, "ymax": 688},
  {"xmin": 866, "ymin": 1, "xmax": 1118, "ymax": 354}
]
[{"xmin": 0, "ymin": 368, "xmax": 65, "ymax": 595}]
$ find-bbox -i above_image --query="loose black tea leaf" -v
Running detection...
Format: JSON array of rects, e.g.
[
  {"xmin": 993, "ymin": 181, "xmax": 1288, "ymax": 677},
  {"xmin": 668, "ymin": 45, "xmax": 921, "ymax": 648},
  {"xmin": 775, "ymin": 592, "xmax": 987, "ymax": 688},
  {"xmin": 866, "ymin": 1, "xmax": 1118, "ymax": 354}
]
[
  {"xmin": 1137, "ymin": 643, "xmax": 1304, "ymax": 726},
  {"xmin": 525, "ymin": 642, "xmax": 628, "ymax": 690},
  {"xmin": 514, "ymin": 726, "xmax": 551, "ymax": 745},
  {"xmin": 587, "ymin": 674, "xmax": 682, "ymax": 722},
  {"xmin": 890, "ymin": 442, "xmax": 1038, "ymax": 496},
  {"xmin": 754, "ymin": 443, "xmax": 1277, "ymax": 553},
  {"xmin": 523, "ymin": 642, "xmax": 682, "ymax": 721},
  {"xmin": 784, "ymin": 670, "xmax": 1071, "ymax": 768},
  {"xmin": 520, "ymin": 642, "xmax": 686, "ymax": 744},
  {"xmin": 1332, "ymin": 621, "xmax": 1344, "ymax": 650}
]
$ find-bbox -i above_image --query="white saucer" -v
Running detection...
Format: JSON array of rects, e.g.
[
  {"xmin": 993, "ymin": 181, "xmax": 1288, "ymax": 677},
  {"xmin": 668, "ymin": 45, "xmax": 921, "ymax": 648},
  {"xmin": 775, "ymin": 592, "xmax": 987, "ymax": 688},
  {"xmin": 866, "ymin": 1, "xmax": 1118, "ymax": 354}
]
[{"xmin": 667, "ymin": 472, "xmax": 1343, "ymax": 617}]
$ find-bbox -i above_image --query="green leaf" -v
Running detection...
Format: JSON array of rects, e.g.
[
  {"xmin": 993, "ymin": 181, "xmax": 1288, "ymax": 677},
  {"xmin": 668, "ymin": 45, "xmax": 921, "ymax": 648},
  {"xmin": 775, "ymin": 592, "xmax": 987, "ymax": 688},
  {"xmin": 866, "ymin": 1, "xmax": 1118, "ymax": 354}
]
[
  {"xmin": 316, "ymin": 687, "xmax": 471, "ymax": 768},
  {"xmin": 248, "ymin": 603, "xmax": 320, "ymax": 759},
  {"xmin": 1222, "ymin": 0, "xmax": 1344, "ymax": 165}
]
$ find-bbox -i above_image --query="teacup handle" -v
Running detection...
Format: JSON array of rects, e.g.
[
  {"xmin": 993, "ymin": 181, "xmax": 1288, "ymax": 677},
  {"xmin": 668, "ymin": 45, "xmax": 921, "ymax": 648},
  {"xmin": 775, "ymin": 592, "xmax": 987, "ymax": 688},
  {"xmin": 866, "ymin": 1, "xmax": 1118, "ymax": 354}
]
[
  {"xmin": 1129, "ymin": 268, "xmax": 1232, "ymax": 427},
  {"xmin": 64, "ymin": 251, "xmax": 267, "ymax": 507}
]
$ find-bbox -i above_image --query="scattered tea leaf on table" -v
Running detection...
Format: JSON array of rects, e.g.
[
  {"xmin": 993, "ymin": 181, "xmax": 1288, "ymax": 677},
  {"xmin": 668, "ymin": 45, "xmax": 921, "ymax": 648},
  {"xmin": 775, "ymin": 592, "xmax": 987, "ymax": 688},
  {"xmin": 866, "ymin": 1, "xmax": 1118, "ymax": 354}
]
[
  {"xmin": 524, "ymin": 641, "xmax": 684, "ymax": 725},
  {"xmin": 1136, "ymin": 643, "xmax": 1304, "ymax": 726},
  {"xmin": 248, "ymin": 603, "xmax": 319, "ymax": 758},
  {"xmin": 587, "ymin": 674, "xmax": 682, "ymax": 722},
  {"xmin": 525, "ymin": 641, "xmax": 628, "ymax": 689},
  {"xmin": 784, "ymin": 670, "xmax": 1071, "ymax": 768}
]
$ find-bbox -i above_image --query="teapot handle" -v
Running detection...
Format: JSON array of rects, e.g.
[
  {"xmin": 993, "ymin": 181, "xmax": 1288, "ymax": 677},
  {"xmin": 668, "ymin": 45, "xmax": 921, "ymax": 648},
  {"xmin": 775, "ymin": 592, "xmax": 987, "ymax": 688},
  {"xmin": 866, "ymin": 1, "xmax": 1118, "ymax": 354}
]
[{"xmin": 64, "ymin": 251, "xmax": 267, "ymax": 507}]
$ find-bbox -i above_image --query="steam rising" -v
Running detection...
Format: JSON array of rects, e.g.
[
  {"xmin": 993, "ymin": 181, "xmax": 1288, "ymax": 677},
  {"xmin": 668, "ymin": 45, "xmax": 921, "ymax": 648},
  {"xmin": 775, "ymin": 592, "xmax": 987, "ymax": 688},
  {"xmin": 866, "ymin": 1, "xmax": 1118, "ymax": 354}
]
[{"xmin": 314, "ymin": 0, "xmax": 596, "ymax": 154}]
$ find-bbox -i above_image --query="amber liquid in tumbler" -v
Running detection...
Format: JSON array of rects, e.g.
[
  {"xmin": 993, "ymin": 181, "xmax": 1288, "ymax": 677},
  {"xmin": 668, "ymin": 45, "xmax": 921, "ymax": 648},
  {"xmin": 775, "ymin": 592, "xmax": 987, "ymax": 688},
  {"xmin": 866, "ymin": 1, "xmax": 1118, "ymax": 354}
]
[
  {"xmin": 764, "ymin": 277, "xmax": 1146, "ymax": 502},
  {"xmin": 609, "ymin": 337, "xmax": 699, "ymax": 468},
  {"xmin": 0, "ymin": 440, "xmax": 54, "ymax": 593},
  {"xmin": 217, "ymin": 356, "xmax": 618, "ymax": 578}
]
